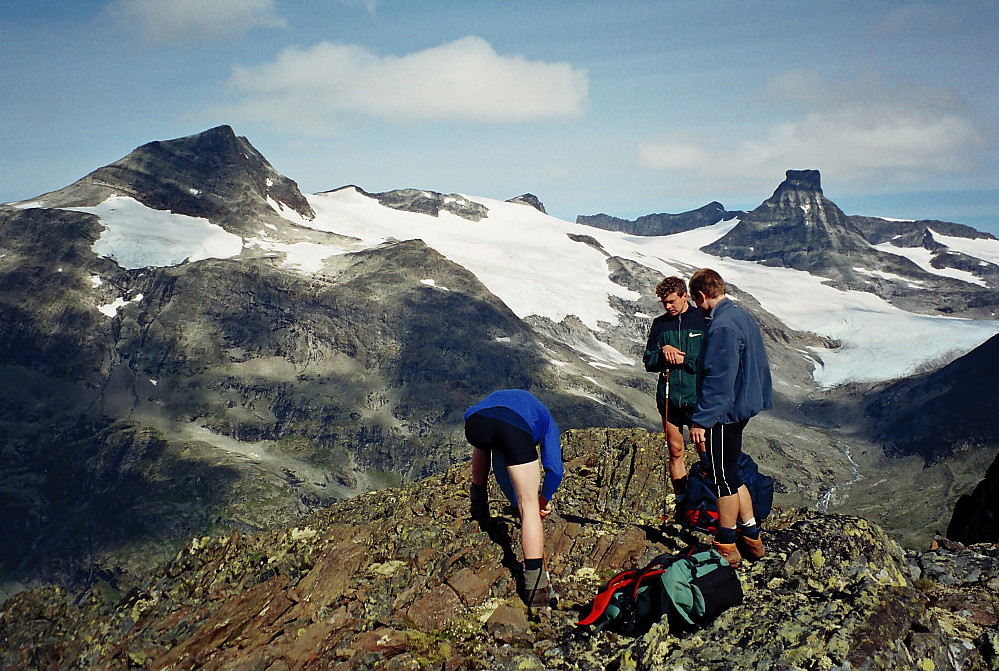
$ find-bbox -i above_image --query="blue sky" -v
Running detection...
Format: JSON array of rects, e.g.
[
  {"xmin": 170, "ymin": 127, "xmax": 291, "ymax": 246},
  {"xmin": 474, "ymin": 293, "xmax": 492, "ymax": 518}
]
[{"xmin": 2, "ymin": 1, "xmax": 997, "ymax": 234}]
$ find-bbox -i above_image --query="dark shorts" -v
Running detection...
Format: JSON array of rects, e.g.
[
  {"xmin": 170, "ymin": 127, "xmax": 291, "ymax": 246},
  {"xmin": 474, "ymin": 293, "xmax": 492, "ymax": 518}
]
[
  {"xmin": 664, "ymin": 403, "xmax": 695, "ymax": 429},
  {"xmin": 703, "ymin": 419, "xmax": 748, "ymax": 497},
  {"xmin": 465, "ymin": 412, "xmax": 538, "ymax": 467}
]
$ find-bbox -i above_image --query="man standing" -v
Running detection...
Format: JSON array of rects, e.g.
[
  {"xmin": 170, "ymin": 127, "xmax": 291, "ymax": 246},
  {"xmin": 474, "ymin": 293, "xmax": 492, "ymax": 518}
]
[
  {"xmin": 643, "ymin": 276, "xmax": 709, "ymax": 499},
  {"xmin": 688, "ymin": 268, "xmax": 773, "ymax": 567}
]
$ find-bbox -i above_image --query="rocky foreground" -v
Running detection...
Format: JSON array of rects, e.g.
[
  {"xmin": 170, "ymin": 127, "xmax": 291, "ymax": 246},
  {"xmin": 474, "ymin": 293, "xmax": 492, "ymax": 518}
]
[{"xmin": 2, "ymin": 428, "xmax": 997, "ymax": 670}]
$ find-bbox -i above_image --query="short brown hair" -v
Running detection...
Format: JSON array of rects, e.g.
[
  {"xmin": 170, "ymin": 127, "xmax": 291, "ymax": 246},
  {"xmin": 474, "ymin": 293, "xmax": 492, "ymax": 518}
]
[
  {"xmin": 689, "ymin": 268, "xmax": 725, "ymax": 299},
  {"xmin": 655, "ymin": 276, "xmax": 687, "ymax": 298}
]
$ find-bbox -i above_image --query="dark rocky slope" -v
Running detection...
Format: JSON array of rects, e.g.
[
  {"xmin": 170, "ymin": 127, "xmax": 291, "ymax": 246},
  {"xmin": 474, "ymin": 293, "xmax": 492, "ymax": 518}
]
[
  {"xmin": 2, "ymin": 429, "xmax": 996, "ymax": 670},
  {"xmin": 863, "ymin": 333, "xmax": 999, "ymax": 462},
  {"xmin": 949, "ymin": 452, "xmax": 999, "ymax": 545}
]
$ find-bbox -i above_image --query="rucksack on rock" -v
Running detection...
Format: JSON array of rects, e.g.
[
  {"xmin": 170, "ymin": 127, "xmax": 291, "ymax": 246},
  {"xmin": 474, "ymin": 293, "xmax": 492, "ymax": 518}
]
[
  {"xmin": 577, "ymin": 546, "xmax": 743, "ymax": 635},
  {"xmin": 676, "ymin": 452, "xmax": 774, "ymax": 534}
]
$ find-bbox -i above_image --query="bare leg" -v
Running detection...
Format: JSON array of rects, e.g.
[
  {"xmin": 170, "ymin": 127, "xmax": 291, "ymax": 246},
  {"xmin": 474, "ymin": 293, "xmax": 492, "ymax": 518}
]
[
  {"xmin": 717, "ymin": 492, "xmax": 740, "ymax": 531},
  {"xmin": 737, "ymin": 484, "xmax": 754, "ymax": 524},
  {"xmin": 507, "ymin": 459, "xmax": 543, "ymax": 559},
  {"xmin": 664, "ymin": 417, "xmax": 688, "ymax": 484}
]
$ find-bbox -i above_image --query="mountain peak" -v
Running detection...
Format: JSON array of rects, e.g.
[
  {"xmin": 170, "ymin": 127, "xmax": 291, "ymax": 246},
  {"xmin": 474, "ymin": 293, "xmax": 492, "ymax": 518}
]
[
  {"xmin": 777, "ymin": 169, "xmax": 823, "ymax": 194},
  {"xmin": 30, "ymin": 126, "xmax": 314, "ymax": 233}
]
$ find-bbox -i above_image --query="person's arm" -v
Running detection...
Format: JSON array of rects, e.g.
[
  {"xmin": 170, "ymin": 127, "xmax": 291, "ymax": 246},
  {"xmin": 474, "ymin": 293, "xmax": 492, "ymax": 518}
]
[
  {"xmin": 538, "ymin": 419, "xmax": 564, "ymax": 503},
  {"xmin": 691, "ymin": 325, "xmax": 739, "ymax": 428},
  {"xmin": 643, "ymin": 320, "xmax": 668, "ymax": 371}
]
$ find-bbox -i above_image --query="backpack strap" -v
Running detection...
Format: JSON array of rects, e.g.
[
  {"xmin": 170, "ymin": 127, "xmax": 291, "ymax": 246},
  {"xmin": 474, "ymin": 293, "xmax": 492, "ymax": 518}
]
[{"xmin": 576, "ymin": 569, "xmax": 640, "ymax": 626}]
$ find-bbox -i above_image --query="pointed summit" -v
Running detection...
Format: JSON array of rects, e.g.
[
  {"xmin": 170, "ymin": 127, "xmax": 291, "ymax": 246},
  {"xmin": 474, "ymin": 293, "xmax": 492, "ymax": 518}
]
[
  {"xmin": 29, "ymin": 125, "xmax": 314, "ymax": 233},
  {"xmin": 702, "ymin": 169, "xmax": 869, "ymax": 271}
]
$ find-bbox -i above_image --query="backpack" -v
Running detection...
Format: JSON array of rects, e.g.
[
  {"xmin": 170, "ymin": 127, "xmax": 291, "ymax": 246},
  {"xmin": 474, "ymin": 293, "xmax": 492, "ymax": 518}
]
[
  {"xmin": 676, "ymin": 452, "xmax": 774, "ymax": 534},
  {"xmin": 577, "ymin": 546, "xmax": 743, "ymax": 635}
]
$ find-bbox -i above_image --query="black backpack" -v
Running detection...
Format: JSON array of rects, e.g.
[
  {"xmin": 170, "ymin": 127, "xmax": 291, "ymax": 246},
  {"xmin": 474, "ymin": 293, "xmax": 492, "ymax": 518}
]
[
  {"xmin": 676, "ymin": 452, "xmax": 774, "ymax": 534},
  {"xmin": 577, "ymin": 545, "xmax": 743, "ymax": 635}
]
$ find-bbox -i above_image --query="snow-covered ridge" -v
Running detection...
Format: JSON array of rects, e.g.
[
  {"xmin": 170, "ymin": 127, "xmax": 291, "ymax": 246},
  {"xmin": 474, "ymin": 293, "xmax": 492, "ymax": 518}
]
[{"xmin": 27, "ymin": 190, "xmax": 999, "ymax": 388}]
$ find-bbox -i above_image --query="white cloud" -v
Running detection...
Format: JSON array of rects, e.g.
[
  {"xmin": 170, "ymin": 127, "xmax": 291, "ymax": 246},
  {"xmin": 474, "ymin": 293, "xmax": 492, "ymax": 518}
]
[
  {"xmin": 215, "ymin": 36, "xmax": 589, "ymax": 133},
  {"xmin": 107, "ymin": 0, "xmax": 286, "ymax": 46},
  {"xmin": 636, "ymin": 69, "xmax": 986, "ymax": 198}
]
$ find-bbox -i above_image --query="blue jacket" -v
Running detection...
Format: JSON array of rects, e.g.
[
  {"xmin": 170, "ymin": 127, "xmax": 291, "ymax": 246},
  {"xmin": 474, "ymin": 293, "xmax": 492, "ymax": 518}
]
[
  {"xmin": 464, "ymin": 389, "xmax": 564, "ymax": 503},
  {"xmin": 692, "ymin": 298, "xmax": 773, "ymax": 428}
]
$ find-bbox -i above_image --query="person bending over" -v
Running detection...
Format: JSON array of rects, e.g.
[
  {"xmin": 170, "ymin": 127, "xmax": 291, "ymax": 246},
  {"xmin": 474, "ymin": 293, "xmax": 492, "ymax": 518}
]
[{"xmin": 465, "ymin": 389, "xmax": 564, "ymax": 608}]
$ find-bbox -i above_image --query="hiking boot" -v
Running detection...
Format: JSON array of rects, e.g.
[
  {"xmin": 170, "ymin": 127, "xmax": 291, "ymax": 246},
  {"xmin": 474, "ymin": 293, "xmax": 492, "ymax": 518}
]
[
  {"xmin": 737, "ymin": 532, "xmax": 765, "ymax": 560},
  {"xmin": 469, "ymin": 483, "xmax": 489, "ymax": 520},
  {"xmin": 712, "ymin": 539, "xmax": 743, "ymax": 567},
  {"xmin": 521, "ymin": 568, "xmax": 551, "ymax": 608}
]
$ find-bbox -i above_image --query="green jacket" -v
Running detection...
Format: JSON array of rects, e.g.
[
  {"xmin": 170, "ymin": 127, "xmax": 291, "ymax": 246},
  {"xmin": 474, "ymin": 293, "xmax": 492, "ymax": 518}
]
[{"xmin": 643, "ymin": 305, "xmax": 709, "ymax": 414}]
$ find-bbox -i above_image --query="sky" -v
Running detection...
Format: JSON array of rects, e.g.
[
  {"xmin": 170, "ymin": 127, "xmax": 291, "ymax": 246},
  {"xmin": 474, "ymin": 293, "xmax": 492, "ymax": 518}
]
[
  {"xmin": 2, "ymin": 1, "xmax": 997, "ymax": 234},
  {"xmin": 49, "ymin": 188, "xmax": 999, "ymax": 388}
]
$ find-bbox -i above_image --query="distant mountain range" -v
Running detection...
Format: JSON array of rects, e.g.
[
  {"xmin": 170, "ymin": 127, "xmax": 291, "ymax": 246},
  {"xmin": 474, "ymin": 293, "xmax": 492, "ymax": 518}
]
[{"xmin": 2, "ymin": 125, "xmax": 998, "ymax": 590}]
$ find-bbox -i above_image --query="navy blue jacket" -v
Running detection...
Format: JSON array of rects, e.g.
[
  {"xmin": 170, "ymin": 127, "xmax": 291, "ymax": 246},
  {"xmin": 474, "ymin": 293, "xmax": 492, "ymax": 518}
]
[{"xmin": 692, "ymin": 298, "xmax": 773, "ymax": 428}]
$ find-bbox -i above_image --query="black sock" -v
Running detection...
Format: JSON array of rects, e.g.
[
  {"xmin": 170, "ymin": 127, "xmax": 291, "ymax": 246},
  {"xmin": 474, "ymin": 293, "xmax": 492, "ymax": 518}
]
[{"xmin": 524, "ymin": 557, "xmax": 543, "ymax": 571}]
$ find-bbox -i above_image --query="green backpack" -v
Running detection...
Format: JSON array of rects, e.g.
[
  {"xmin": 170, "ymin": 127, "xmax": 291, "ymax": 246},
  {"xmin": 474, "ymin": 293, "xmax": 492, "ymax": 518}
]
[{"xmin": 577, "ymin": 546, "xmax": 743, "ymax": 635}]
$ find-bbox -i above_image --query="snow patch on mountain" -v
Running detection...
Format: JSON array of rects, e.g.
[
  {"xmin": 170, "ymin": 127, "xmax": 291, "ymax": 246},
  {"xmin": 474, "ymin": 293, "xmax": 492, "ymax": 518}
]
[
  {"xmin": 929, "ymin": 229, "xmax": 999, "ymax": 266},
  {"xmin": 873, "ymin": 241, "xmax": 988, "ymax": 286},
  {"xmin": 68, "ymin": 195, "xmax": 243, "ymax": 269}
]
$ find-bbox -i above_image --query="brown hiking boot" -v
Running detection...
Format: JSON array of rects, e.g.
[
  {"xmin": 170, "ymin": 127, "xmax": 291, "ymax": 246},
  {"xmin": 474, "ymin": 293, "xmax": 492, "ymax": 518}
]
[
  {"xmin": 737, "ymin": 532, "xmax": 765, "ymax": 560},
  {"xmin": 712, "ymin": 539, "xmax": 743, "ymax": 567}
]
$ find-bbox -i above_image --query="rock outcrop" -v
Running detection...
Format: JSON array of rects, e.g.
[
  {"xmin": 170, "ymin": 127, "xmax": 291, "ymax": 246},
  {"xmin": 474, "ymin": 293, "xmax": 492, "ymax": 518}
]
[
  {"xmin": 949, "ymin": 452, "xmax": 999, "ymax": 544},
  {"xmin": 2, "ymin": 429, "xmax": 996, "ymax": 670}
]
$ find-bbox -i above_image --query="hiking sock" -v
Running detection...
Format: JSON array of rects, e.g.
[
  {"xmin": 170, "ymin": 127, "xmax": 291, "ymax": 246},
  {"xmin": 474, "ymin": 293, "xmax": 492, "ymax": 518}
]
[
  {"xmin": 672, "ymin": 475, "xmax": 688, "ymax": 497},
  {"xmin": 469, "ymin": 483, "xmax": 489, "ymax": 519},
  {"xmin": 522, "ymin": 559, "xmax": 550, "ymax": 609},
  {"xmin": 715, "ymin": 526, "xmax": 737, "ymax": 544}
]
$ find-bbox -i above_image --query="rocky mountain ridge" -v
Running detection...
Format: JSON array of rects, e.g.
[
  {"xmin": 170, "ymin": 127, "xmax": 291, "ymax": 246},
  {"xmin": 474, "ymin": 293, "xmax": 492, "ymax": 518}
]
[
  {"xmin": 2, "ymin": 429, "xmax": 996, "ymax": 670},
  {"xmin": 3, "ymin": 126, "xmax": 998, "ymax": 598},
  {"xmin": 702, "ymin": 169, "xmax": 999, "ymax": 318},
  {"xmin": 576, "ymin": 201, "xmax": 738, "ymax": 236}
]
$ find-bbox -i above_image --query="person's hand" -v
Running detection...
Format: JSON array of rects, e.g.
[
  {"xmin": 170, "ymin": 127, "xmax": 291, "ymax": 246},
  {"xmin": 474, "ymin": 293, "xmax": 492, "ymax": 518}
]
[
  {"xmin": 689, "ymin": 424, "xmax": 706, "ymax": 448},
  {"xmin": 539, "ymin": 496, "xmax": 553, "ymax": 520},
  {"xmin": 661, "ymin": 344, "xmax": 685, "ymax": 365}
]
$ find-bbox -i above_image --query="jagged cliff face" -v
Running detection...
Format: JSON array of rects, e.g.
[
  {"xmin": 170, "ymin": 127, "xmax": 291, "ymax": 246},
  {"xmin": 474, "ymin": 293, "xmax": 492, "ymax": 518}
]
[{"xmin": 2, "ymin": 429, "xmax": 996, "ymax": 670}]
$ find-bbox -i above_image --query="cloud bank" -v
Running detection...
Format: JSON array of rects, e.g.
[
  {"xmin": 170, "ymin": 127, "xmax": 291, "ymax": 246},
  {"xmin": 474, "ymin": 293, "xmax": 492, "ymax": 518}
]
[
  {"xmin": 215, "ymin": 36, "xmax": 589, "ymax": 133},
  {"xmin": 637, "ymin": 69, "xmax": 987, "ymax": 197},
  {"xmin": 107, "ymin": 0, "xmax": 286, "ymax": 46}
]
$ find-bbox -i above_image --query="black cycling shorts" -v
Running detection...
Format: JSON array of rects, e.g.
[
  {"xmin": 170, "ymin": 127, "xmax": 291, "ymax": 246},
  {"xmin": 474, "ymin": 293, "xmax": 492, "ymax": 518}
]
[
  {"xmin": 665, "ymin": 403, "xmax": 695, "ymax": 429},
  {"xmin": 465, "ymin": 412, "xmax": 538, "ymax": 466}
]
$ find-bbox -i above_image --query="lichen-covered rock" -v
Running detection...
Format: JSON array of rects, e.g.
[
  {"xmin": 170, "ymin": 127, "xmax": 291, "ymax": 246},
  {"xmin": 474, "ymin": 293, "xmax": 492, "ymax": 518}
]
[{"xmin": 1, "ymin": 428, "xmax": 996, "ymax": 670}]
